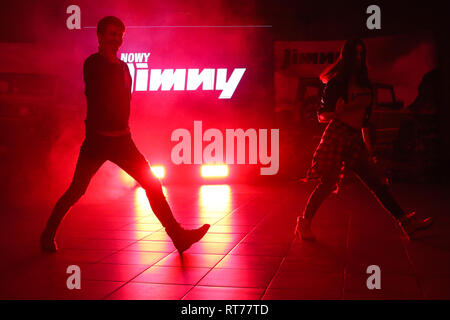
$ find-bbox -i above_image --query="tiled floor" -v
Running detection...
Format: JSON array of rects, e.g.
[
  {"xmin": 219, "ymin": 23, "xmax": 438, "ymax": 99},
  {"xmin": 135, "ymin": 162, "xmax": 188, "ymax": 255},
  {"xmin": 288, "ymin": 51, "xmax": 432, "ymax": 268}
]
[{"xmin": 1, "ymin": 181, "xmax": 450, "ymax": 300}]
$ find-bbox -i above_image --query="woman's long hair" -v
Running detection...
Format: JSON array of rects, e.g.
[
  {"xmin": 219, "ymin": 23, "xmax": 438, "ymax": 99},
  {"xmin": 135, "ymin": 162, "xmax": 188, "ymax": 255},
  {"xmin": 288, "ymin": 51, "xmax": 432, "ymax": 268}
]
[{"xmin": 320, "ymin": 38, "xmax": 371, "ymax": 88}]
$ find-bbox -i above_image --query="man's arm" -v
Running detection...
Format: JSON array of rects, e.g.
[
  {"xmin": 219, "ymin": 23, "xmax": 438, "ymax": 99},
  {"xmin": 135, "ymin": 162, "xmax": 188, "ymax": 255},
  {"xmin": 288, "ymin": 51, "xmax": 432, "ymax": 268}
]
[
  {"xmin": 83, "ymin": 57, "xmax": 101, "ymax": 95},
  {"xmin": 83, "ymin": 56, "xmax": 105, "ymax": 112}
]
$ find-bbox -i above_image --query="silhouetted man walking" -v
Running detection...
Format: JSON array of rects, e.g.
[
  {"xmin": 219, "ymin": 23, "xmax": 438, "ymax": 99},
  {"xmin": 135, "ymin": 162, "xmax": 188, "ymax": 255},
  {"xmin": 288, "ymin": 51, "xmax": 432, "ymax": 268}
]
[{"xmin": 40, "ymin": 16, "xmax": 209, "ymax": 254}]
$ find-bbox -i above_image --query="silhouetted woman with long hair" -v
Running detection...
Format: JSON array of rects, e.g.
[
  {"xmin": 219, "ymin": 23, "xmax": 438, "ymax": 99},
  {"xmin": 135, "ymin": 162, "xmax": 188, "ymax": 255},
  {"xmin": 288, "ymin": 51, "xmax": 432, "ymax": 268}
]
[{"xmin": 295, "ymin": 38, "xmax": 432, "ymax": 241}]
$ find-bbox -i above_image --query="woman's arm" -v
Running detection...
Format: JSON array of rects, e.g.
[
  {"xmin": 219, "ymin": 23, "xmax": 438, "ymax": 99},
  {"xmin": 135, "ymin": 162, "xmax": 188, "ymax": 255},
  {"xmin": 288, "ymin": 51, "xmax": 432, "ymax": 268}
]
[
  {"xmin": 335, "ymin": 94, "xmax": 371, "ymax": 115},
  {"xmin": 318, "ymin": 111, "xmax": 335, "ymax": 123},
  {"xmin": 319, "ymin": 94, "xmax": 371, "ymax": 123},
  {"xmin": 361, "ymin": 126, "xmax": 373, "ymax": 154},
  {"xmin": 317, "ymin": 79, "xmax": 341, "ymax": 123}
]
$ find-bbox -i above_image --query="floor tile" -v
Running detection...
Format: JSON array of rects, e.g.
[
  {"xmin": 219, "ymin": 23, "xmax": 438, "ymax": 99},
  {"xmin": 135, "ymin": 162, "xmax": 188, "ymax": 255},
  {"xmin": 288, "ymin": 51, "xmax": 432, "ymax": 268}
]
[
  {"xmin": 99, "ymin": 251, "xmax": 168, "ymax": 265},
  {"xmin": 230, "ymin": 242, "xmax": 290, "ymax": 257},
  {"xmin": 2, "ymin": 182, "xmax": 448, "ymax": 300},
  {"xmin": 132, "ymin": 266, "xmax": 210, "ymax": 285},
  {"xmin": 123, "ymin": 240, "xmax": 176, "ymax": 253},
  {"xmin": 106, "ymin": 282, "xmax": 192, "ymax": 300},
  {"xmin": 83, "ymin": 263, "xmax": 150, "ymax": 282},
  {"xmin": 156, "ymin": 253, "xmax": 224, "ymax": 268},
  {"xmin": 69, "ymin": 239, "xmax": 137, "ymax": 251},
  {"xmin": 215, "ymin": 254, "xmax": 283, "ymax": 272},
  {"xmin": 184, "ymin": 242, "xmax": 236, "ymax": 255},
  {"xmin": 420, "ymin": 276, "xmax": 450, "ymax": 299},
  {"xmin": 198, "ymin": 268, "xmax": 275, "ymax": 288},
  {"xmin": 183, "ymin": 286, "xmax": 264, "ymax": 300},
  {"xmin": 343, "ymin": 273, "xmax": 423, "ymax": 299},
  {"xmin": 268, "ymin": 270, "xmax": 343, "ymax": 298}
]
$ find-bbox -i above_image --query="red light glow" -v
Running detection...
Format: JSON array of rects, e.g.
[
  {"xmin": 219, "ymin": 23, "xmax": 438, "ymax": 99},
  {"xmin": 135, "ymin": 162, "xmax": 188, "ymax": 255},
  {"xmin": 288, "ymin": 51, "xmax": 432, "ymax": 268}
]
[
  {"xmin": 200, "ymin": 164, "xmax": 229, "ymax": 178},
  {"xmin": 151, "ymin": 165, "xmax": 166, "ymax": 179}
]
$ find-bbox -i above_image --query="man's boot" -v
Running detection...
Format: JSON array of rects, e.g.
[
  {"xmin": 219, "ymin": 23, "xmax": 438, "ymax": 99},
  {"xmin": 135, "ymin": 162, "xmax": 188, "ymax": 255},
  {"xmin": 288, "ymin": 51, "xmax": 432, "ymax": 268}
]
[
  {"xmin": 399, "ymin": 211, "xmax": 433, "ymax": 239},
  {"xmin": 40, "ymin": 227, "xmax": 58, "ymax": 253},
  {"xmin": 40, "ymin": 200, "xmax": 68, "ymax": 253},
  {"xmin": 166, "ymin": 224, "xmax": 210, "ymax": 254},
  {"xmin": 146, "ymin": 188, "xmax": 210, "ymax": 254}
]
